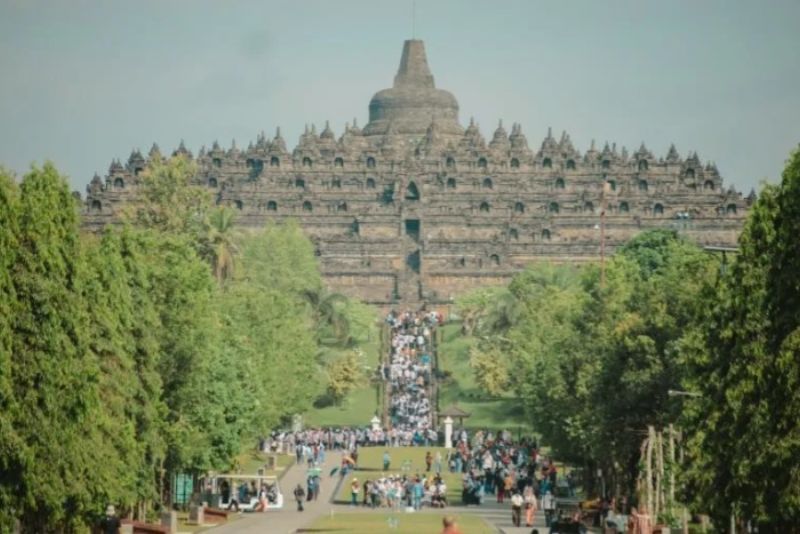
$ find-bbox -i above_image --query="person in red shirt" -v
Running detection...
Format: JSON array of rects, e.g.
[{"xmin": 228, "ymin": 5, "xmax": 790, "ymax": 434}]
[{"xmin": 441, "ymin": 515, "xmax": 463, "ymax": 534}]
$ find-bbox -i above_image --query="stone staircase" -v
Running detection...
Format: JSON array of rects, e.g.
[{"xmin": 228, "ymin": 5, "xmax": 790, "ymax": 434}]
[{"xmin": 396, "ymin": 232, "xmax": 422, "ymax": 305}]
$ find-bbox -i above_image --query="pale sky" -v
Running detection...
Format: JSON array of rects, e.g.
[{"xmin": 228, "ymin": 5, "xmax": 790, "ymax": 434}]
[{"xmin": 1, "ymin": 0, "xmax": 798, "ymax": 193}]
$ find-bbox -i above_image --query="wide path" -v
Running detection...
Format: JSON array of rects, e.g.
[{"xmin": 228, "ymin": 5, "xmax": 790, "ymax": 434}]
[
  {"xmin": 209, "ymin": 453, "xmax": 342, "ymax": 534},
  {"xmin": 466, "ymin": 500, "xmax": 548, "ymax": 533}
]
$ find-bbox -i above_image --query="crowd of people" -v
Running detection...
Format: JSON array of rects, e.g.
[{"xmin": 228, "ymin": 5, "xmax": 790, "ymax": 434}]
[
  {"xmin": 384, "ymin": 310, "xmax": 442, "ymax": 435},
  {"xmin": 349, "ymin": 472, "xmax": 449, "ymax": 511},
  {"xmin": 441, "ymin": 429, "xmax": 566, "ymax": 528},
  {"xmin": 257, "ymin": 305, "xmax": 660, "ymax": 534},
  {"xmin": 262, "ymin": 425, "xmax": 441, "ymax": 454}
]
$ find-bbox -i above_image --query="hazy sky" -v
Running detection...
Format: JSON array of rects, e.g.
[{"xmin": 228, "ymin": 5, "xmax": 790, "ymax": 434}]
[{"xmin": 1, "ymin": 0, "xmax": 798, "ymax": 193}]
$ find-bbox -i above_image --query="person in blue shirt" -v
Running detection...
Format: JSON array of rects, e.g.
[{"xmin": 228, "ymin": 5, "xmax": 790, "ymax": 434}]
[
  {"xmin": 413, "ymin": 477, "xmax": 424, "ymax": 510},
  {"xmin": 383, "ymin": 451, "xmax": 391, "ymax": 471}
]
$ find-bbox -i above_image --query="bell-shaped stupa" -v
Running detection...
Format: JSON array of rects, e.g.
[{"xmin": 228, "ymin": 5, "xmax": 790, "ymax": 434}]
[{"xmin": 363, "ymin": 40, "xmax": 463, "ymax": 141}]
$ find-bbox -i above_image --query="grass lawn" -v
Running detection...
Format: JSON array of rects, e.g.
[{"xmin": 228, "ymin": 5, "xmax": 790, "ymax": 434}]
[
  {"xmin": 304, "ymin": 326, "xmax": 383, "ymax": 428},
  {"xmin": 437, "ymin": 323, "xmax": 531, "ymax": 433},
  {"xmin": 334, "ymin": 447, "xmax": 465, "ymax": 506},
  {"xmin": 303, "ymin": 512, "xmax": 494, "ymax": 534},
  {"xmin": 305, "ymin": 382, "xmax": 382, "ymax": 427},
  {"xmin": 233, "ymin": 449, "xmax": 295, "ymax": 477},
  {"xmin": 177, "ymin": 510, "xmax": 244, "ymax": 532}
]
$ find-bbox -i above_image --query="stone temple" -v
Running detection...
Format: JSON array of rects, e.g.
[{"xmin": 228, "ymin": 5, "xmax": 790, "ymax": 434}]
[{"xmin": 82, "ymin": 40, "xmax": 750, "ymax": 306}]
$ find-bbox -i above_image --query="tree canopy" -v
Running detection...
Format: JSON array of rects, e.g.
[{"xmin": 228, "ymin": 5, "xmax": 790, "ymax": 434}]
[
  {"xmin": 0, "ymin": 158, "xmax": 377, "ymax": 532},
  {"xmin": 683, "ymin": 148, "xmax": 800, "ymax": 530}
]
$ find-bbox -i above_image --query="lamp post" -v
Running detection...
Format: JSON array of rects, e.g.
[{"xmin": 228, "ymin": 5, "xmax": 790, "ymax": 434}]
[
  {"xmin": 667, "ymin": 389, "xmax": 737, "ymax": 534},
  {"xmin": 600, "ymin": 176, "xmax": 610, "ymax": 288},
  {"xmin": 666, "ymin": 389, "xmax": 701, "ymax": 534}
]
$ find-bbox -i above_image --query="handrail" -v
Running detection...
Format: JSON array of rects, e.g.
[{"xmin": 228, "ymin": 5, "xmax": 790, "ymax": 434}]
[{"xmin": 379, "ymin": 321, "xmax": 391, "ymax": 428}]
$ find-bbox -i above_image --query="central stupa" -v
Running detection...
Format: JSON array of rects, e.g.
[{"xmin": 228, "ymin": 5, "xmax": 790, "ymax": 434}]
[{"xmin": 363, "ymin": 40, "xmax": 463, "ymax": 140}]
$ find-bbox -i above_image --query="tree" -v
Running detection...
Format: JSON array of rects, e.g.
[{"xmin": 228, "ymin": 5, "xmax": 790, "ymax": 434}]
[
  {"xmin": 304, "ymin": 289, "xmax": 352, "ymax": 347},
  {"xmin": 125, "ymin": 155, "xmax": 211, "ymax": 241},
  {"xmin": 144, "ymin": 233, "xmax": 221, "ymax": 476},
  {"xmin": 588, "ymin": 231, "xmax": 715, "ymax": 495},
  {"xmin": 6, "ymin": 163, "xmax": 102, "ymax": 531},
  {"xmin": 468, "ymin": 345, "xmax": 510, "ymax": 397},
  {"xmin": 461, "ymin": 233, "xmax": 715, "ymax": 501},
  {"xmin": 217, "ymin": 224, "xmax": 324, "ymax": 435},
  {"xmin": 206, "ymin": 207, "xmax": 238, "ymax": 283},
  {"xmin": 684, "ymin": 148, "xmax": 800, "ymax": 530},
  {"xmin": 454, "ymin": 286, "xmax": 509, "ymax": 335},
  {"xmin": 326, "ymin": 350, "xmax": 367, "ymax": 404},
  {"xmin": 237, "ymin": 220, "xmax": 322, "ymax": 298},
  {"xmin": 0, "ymin": 168, "xmax": 22, "ymax": 528}
]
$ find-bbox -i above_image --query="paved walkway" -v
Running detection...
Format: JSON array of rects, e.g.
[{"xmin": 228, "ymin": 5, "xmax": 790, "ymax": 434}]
[
  {"xmin": 466, "ymin": 500, "xmax": 548, "ymax": 533},
  {"xmin": 209, "ymin": 453, "xmax": 343, "ymax": 534},
  {"xmin": 207, "ymin": 456, "xmax": 550, "ymax": 534}
]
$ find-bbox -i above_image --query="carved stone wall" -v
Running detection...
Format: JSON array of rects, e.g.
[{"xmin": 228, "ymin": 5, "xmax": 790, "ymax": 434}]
[{"xmin": 81, "ymin": 40, "xmax": 751, "ymax": 305}]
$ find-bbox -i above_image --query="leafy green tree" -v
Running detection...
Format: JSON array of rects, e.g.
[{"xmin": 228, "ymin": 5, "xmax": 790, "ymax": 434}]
[
  {"xmin": 305, "ymin": 289, "xmax": 352, "ymax": 347},
  {"xmin": 144, "ymin": 233, "xmax": 221, "ymax": 475},
  {"xmin": 114, "ymin": 230, "xmax": 168, "ymax": 518},
  {"xmin": 218, "ymin": 224, "xmax": 324, "ymax": 435},
  {"xmin": 465, "ymin": 233, "xmax": 715, "ymax": 498},
  {"xmin": 6, "ymin": 163, "xmax": 102, "ymax": 531},
  {"xmin": 207, "ymin": 207, "xmax": 238, "ymax": 283},
  {"xmin": 454, "ymin": 286, "xmax": 509, "ymax": 335},
  {"xmin": 127, "ymin": 155, "xmax": 211, "ymax": 239},
  {"xmin": 502, "ymin": 263, "xmax": 595, "ymax": 463},
  {"xmin": 468, "ymin": 345, "xmax": 510, "ymax": 397},
  {"xmin": 326, "ymin": 350, "xmax": 367, "ymax": 405},
  {"xmin": 684, "ymin": 148, "xmax": 800, "ymax": 530},
  {"xmin": 238, "ymin": 220, "xmax": 322, "ymax": 297},
  {"xmin": 0, "ymin": 168, "xmax": 22, "ymax": 528},
  {"xmin": 591, "ymin": 231, "xmax": 715, "ymax": 495}
]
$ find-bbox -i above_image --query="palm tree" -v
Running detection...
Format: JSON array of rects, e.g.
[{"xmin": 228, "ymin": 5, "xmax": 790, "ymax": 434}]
[
  {"xmin": 208, "ymin": 207, "xmax": 238, "ymax": 283},
  {"xmin": 303, "ymin": 288, "xmax": 352, "ymax": 347},
  {"xmin": 483, "ymin": 290, "xmax": 520, "ymax": 334}
]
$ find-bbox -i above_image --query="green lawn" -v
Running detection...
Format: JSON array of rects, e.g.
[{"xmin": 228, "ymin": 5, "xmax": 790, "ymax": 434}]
[
  {"xmin": 335, "ymin": 447, "xmax": 465, "ymax": 506},
  {"xmin": 303, "ymin": 512, "xmax": 493, "ymax": 534},
  {"xmin": 437, "ymin": 323, "xmax": 530, "ymax": 432},
  {"xmin": 304, "ymin": 324, "xmax": 384, "ymax": 428},
  {"xmin": 233, "ymin": 449, "xmax": 295, "ymax": 477}
]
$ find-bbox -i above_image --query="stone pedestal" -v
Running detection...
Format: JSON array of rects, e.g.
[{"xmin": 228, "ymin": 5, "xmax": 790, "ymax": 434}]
[
  {"xmin": 292, "ymin": 414, "xmax": 303, "ymax": 433},
  {"xmin": 443, "ymin": 416, "xmax": 453, "ymax": 449},
  {"xmin": 370, "ymin": 415, "xmax": 381, "ymax": 431},
  {"xmin": 189, "ymin": 503, "xmax": 204, "ymax": 525},
  {"xmin": 266, "ymin": 455, "xmax": 278, "ymax": 470},
  {"xmin": 161, "ymin": 510, "xmax": 177, "ymax": 533}
]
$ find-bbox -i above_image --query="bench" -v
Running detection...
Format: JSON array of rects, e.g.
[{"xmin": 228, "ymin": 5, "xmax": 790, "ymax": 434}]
[
  {"xmin": 203, "ymin": 507, "xmax": 232, "ymax": 523},
  {"xmin": 120, "ymin": 519, "xmax": 168, "ymax": 534}
]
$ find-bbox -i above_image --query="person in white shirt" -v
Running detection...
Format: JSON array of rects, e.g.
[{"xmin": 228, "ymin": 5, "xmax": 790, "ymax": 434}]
[{"xmin": 510, "ymin": 491, "xmax": 524, "ymax": 527}]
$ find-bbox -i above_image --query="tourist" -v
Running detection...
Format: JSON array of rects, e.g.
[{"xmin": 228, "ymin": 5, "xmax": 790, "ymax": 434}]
[
  {"xmin": 441, "ymin": 515, "xmax": 463, "ymax": 534},
  {"xmin": 511, "ymin": 490, "xmax": 524, "ymax": 527},
  {"xmin": 293, "ymin": 484, "xmax": 305, "ymax": 511},
  {"xmin": 383, "ymin": 450, "xmax": 391, "ymax": 471},
  {"xmin": 370, "ymin": 478, "xmax": 381, "ymax": 508},
  {"xmin": 432, "ymin": 476, "xmax": 448, "ymax": 508},
  {"xmin": 434, "ymin": 450, "xmax": 443, "ymax": 473},
  {"xmin": 542, "ymin": 490, "xmax": 556, "ymax": 527},
  {"xmin": 524, "ymin": 485, "xmax": 538, "ymax": 527},
  {"xmin": 628, "ymin": 506, "xmax": 653, "ymax": 534},
  {"xmin": 413, "ymin": 477, "xmax": 424, "ymax": 510},
  {"xmin": 100, "ymin": 505, "xmax": 120, "ymax": 534},
  {"xmin": 362, "ymin": 480, "xmax": 371, "ymax": 506},
  {"xmin": 426, "ymin": 451, "xmax": 433, "ymax": 472},
  {"xmin": 350, "ymin": 478, "xmax": 360, "ymax": 506}
]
